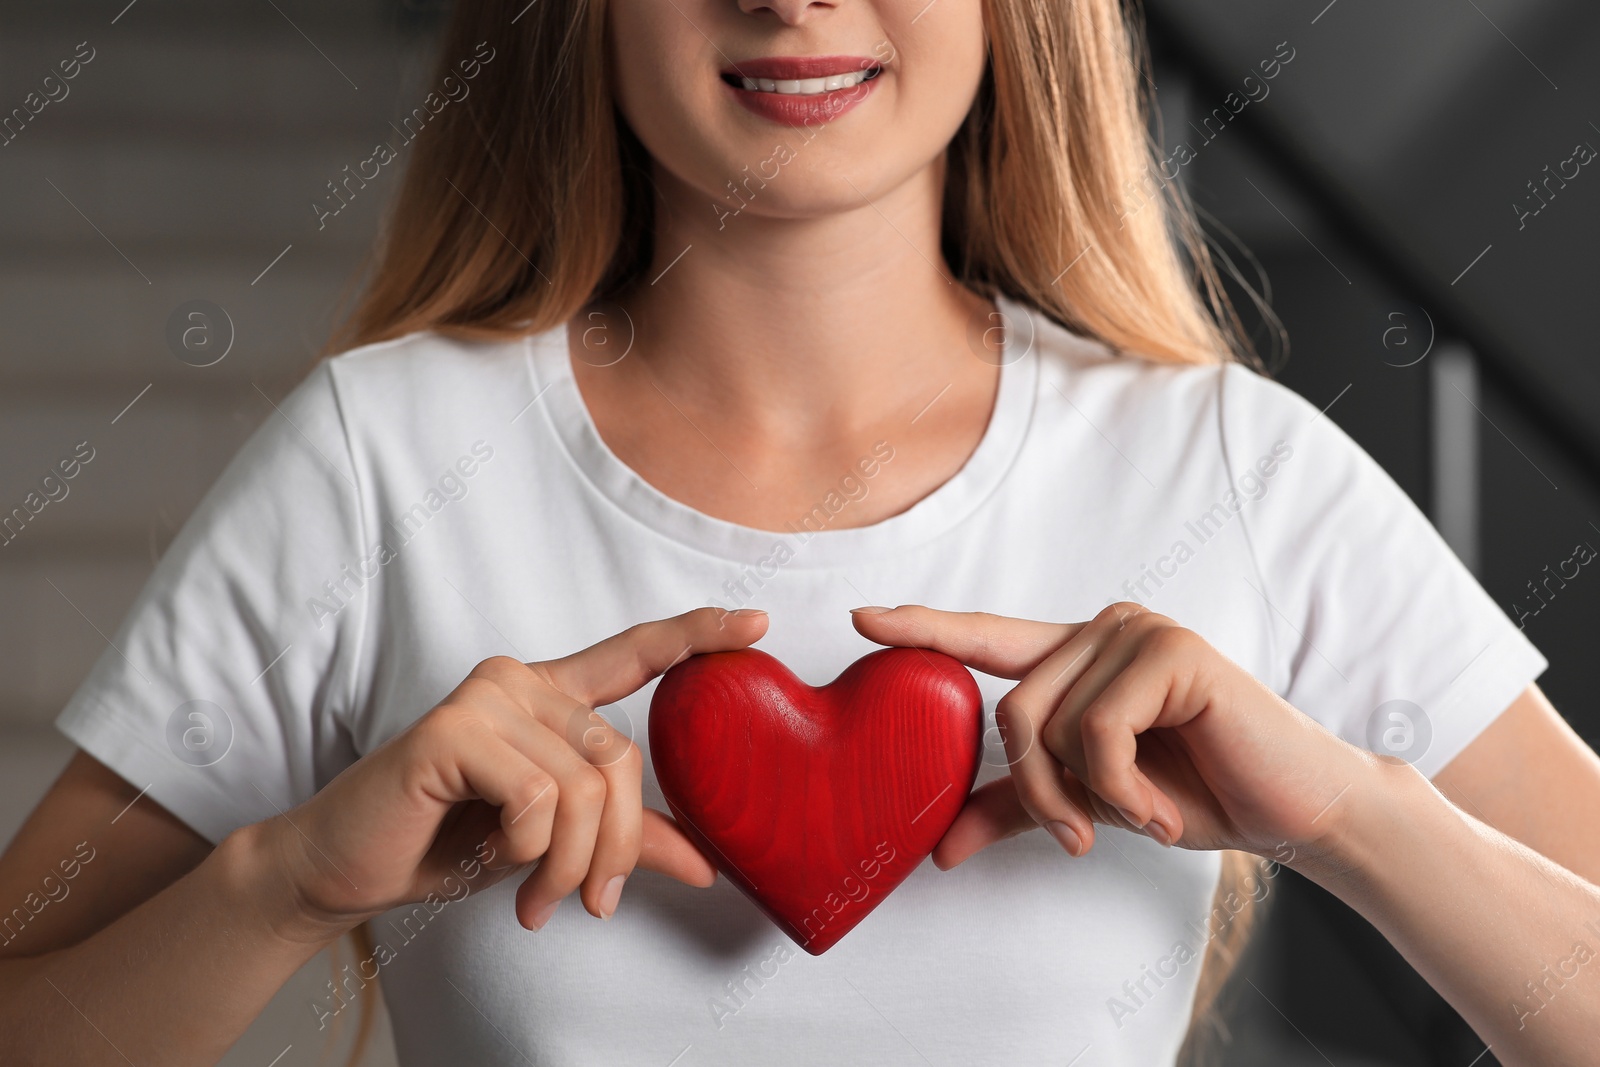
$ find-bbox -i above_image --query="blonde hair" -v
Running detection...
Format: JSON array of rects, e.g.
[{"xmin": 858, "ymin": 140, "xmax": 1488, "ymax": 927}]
[
  {"xmin": 327, "ymin": 0, "xmax": 1263, "ymax": 368},
  {"xmin": 327, "ymin": 0, "xmax": 1271, "ymax": 1061}
]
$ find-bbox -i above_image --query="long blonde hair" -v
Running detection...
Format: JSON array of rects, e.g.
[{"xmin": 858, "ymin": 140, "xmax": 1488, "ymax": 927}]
[
  {"xmin": 327, "ymin": 0, "xmax": 1263, "ymax": 367},
  {"xmin": 327, "ymin": 0, "xmax": 1272, "ymax": 1060}
]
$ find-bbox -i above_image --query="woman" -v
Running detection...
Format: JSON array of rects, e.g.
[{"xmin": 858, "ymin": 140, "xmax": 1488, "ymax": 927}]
[{"xmin": 3, "ymin": 1, "xmax": 1598, "ymax": 1064}]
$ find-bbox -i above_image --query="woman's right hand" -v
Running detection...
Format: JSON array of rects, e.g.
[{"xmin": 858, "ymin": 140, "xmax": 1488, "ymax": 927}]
[{"xmin": 251, "ymin": 606, "xmax": 768, "ymax": 941}]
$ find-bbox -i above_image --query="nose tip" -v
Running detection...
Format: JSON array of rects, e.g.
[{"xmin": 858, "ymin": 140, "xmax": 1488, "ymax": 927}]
[{"xmin": 736, "ymin": 0, "xmax": 841, "ymax": 24}]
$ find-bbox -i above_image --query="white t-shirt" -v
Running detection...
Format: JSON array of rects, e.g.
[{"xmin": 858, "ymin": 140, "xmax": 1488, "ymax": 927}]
[{"xmin": 57, "ymin": 294, "xmax": 1546, "ymax": 1066}]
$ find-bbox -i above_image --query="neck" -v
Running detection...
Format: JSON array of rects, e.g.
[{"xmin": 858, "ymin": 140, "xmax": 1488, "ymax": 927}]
[
  {"xmin": 567, "ymin": 154, "xmax": 1004, "ymax": 532},
  {"xmin": 606, "ymin": 156, "xmax": 996, "ymax": 443}
]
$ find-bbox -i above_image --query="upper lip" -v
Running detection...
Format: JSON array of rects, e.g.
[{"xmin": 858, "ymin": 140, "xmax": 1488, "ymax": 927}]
[{"xmin": 721, "ymin": 55, "xmax": 881, "ymax": 81}]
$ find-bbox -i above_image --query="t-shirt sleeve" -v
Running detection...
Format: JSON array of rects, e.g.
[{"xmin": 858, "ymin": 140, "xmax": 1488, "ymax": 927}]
[
  {"xmin": 54, "ymin": 362, "xmax": 369, "ymax": 844},
  {"xmin": 1219, "ymin": 362, "xmax": 1548, "ymax": 778}
]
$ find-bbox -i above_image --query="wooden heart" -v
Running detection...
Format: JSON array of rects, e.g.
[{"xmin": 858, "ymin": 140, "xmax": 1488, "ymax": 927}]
[{"xmin": 649, "ymin": 647, "xmax": 983, "ymax": 954}]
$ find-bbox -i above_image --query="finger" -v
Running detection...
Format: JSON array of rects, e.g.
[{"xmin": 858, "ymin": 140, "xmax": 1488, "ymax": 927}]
[
  {"xmin": 536, "ymin": 690, "xmax": 716, "ymax": 917},
  {"xmin": 930, "ymin": 773, "xmax": 1159, "ymax": 871},
  {"xmin": 570, "ymin": 706, "xmax": 643, "ymax": 919},
  {"xmin": 978, "ymin": 618, "xmax": 1128, "ymax": 853},
  {"xmin": 1070, "ymin": 641, "xmax": 1193, "ymax": 845},
  {"xmin": 931, "ymin": 771, "xmax": 1161, "ymax": 870},
  {"xmin": 638, "ymin": 809, "xmax": 716, "ymax": 887},
  {"xmin": 994, "ymin": 684, "xmax": 1096, "ymax": 852},
  {"xmin": 503, "ymin": 679, "xmax": 646, "ymax": 921},
  {"xmin": 508, "ymin": 721, "xmax": 609, "ymax": 930},
  {"xmin": 848, "ymin": 605, "xmax": 1082, "ymax": 680},
  {"xmin": 1037, "ymin": 611, "xmax": 1186, "ymax": 844},
  {"xmin": 930, "ymin": 777, "xmax": 1059, "ymax": 868},
  {"xmin": 539, "ymin": 606, "xmax": 770, "ymax": 708},
  {"xmin": 427, "ymin": 720, "xmax": 560, "ymax": 871},
  {"xmin": 453, "ymin": 675, "xmax": 702, "ymax": 920},
  {"xmin": 461, "ymin": 669, "xmax": 671, "ymax": 922},
  {"xmin": 1035, "ymin": 616, "xmax": 1147, "ymax": 792}
]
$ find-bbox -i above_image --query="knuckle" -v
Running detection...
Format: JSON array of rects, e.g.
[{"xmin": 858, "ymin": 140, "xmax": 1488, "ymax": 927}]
[
  {"xmin": 1129, "ymin": 609, "xmax": 1175, "ymax": 635},
  {"xmin": 993, "ymin": 697, "xmax": 1040, "ymax": 761},
  {"xmin": 610, "ymin": 740, "xmax": 644, "ymax": 774},
  {"xmin": 423, "ymin": 702, "xmax": 486, "ymax": 741},
  {"xmin": 472, "ymin": 655, "xmax": 528, "ymax": 682},
  {"xmin": 1079, "ymin": 706, "xmax": 1122, "ymax": 746},
  {"xmin": 689, "ymin": 605, "xmax": 724, "ymax": 628},
  {"xmin": 1098, "ymin": 602, "xmax": 1166, "ymax": 635},
  {"xmin": 575, "ymin": 725, "xmax": 631, "ymax": 768},
  {"xmin": 566, "ymin": 765, "xmax": 608, "ymax": 808},
  {"xmin": 1097, "ymin": 602, "xmax": 1140, "ymax": 626},
  {"xmin": 1144, "ymin": 624, "xmax": 1199, "ymax": 658},
  {"xmin": 620, "ymin": 618, "xmax": 656, "ymax": 644},
  {"xmin": 1040, "ymin": 712, "xmax": 1073, "ymax": 759},
  {"xmin": 1118, "ymin": 610, "xmax": 1157, "ymax": 634},
  {"xmin": 517, "ymin": 768, "xmax": 556, "ymax": 808},
  {"xmin": 523, "ymin": 660, "xmax": 568, "ymax": 697},
  {"xmin": 452, "ymin": 676, "xmax": 504, "ymax": 706},
  {"xmin": 994, "ymin": 690, "xmax": 1032, "ymax": 724}
]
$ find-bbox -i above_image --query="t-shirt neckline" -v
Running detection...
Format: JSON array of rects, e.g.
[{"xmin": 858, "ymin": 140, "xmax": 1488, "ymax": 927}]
[{"xmin": 523, "ymin": 294, "xmax": 1039, "ymax": 568}]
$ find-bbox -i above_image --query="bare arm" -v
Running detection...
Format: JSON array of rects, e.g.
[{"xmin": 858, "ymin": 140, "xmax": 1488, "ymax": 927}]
[
  {"xmin": 0, "ymin": 607, "xmax": 761, "ymax": 1066},
  {"xmin": 1305, "ymin": 740, "xmax": 1600, "ymax": 1059},
  {"xmin": 1303, "ymin": 683, "xmax": 1600, "ymax": 1056},
  {"xmin": 1434, "ymin": 684, "xmax": 1600, "ymax": 886},
  {"xmin": 0, "ymin": 757, "xmax": 336, "ymax": 1064},
  {"xmin": 852, "ymin": 606, "xmax": 1600, "ymax": 1066}
]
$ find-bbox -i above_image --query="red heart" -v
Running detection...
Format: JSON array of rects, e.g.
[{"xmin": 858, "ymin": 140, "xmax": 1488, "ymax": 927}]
[{"xmin": 649, "ymin": 647, "xmax": 983, "ymax": 954}]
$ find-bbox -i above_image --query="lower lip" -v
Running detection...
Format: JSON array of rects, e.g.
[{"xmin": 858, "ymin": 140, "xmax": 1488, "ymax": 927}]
[{"xmin": 724, "ymin": 74, "xmax": 880, "ymax": 128}]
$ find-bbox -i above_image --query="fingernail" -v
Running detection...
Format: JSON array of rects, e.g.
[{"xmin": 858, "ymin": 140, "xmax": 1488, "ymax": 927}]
[
  {"xmin": 529, "ymin": 898, "xmax": 560, "ymax": 930},
  {"xmin": 1045, "ymin": 821, "xmax": 1082, "ymax": 856},
  {"xmin": 1115, "ymin": 805, "xmax": 1148, "ymax": 829},
  {"xmin": 599, "ymin": 875, "xmax": 626, "ymax": 919},
  {"xmin": 1145, "ymin": 820, "xmax": 1174, "ymax": 847},
  {"xmin": 731, "ymin": 608, "xmax": 766, "ymax": 617},
  {"xmin": 850, "ymin": 606, "xmax": 892, "ymax": 615}
]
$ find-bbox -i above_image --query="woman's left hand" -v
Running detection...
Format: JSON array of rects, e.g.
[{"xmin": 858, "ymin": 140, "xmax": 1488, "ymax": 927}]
[{"xmin": 850, "ymin": 603, "xmax": 1379, "ymax": 868}]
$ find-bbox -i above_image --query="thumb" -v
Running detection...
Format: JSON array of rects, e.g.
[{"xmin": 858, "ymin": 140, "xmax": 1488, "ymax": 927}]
[
  {"xmin": 932, "ymin": 774, "xmax": 1101, "ymax": 869},
  {"xmin": 638, "ymin": 808, "xmax": 717, "ymax": 887}
]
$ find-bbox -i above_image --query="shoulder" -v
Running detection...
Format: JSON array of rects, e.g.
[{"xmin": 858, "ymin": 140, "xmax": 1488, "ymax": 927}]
[
  {"xmin": 1023, "ymin": 308, "xmax": 1239, "ymax": 484},
  {"xmin": 321, "ymin": 327, "xmax": 534, "ymax": 421},
  {"xmin": 309, "ymin": 326, "xmax": 543, "ymax": 476},
  {"xmin": 1025, "ymin": 308, "xmax": 1222, "ymax": 428},
  {"xmin": 1027, "ymin": 308, "xmax": 1349, "ymax": 485},
  {"xmin": 1030, "ymin": 309, "xmax": 1314, "ymax": 435}
]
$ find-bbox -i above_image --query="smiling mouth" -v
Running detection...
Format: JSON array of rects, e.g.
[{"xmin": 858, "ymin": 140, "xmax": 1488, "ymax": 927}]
[{"xmin": 719, "ymin": 66, "xmax": 883, "ymax": 96}]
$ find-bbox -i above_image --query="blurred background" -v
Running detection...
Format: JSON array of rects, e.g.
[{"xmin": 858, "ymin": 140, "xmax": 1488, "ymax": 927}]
[{"xmin": 0, "ymin": 0, "xmax": 1595, "ymax": 1064}]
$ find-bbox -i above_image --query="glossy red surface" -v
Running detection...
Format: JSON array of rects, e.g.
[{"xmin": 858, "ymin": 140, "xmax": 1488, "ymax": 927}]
[{"xmin": 649, "ymin": 647, "xmax": 983, "ymax": 954}]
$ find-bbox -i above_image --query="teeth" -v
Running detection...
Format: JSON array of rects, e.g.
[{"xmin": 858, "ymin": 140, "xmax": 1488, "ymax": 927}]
[{"xmin": 737, "ymin": 69, "xmax": 873, "ymax": 95}]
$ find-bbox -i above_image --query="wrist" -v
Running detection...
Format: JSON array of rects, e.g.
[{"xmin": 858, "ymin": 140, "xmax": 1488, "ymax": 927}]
[
  {"xmin": 1286, "ymin": 752, "xmax": 1443, "ymax": 891},
  {"xmin": 215, "ymin": 819, "xmax": 358, "ymax": 950}
]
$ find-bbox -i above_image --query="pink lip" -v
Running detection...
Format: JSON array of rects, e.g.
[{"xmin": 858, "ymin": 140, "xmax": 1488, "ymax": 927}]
[
  {"xmin": 721, "ymin": 54, "xmax": 883, "ymax": 128},
  {"xmin": 722, "ymin": 54, "xmax": 881, "ymax": 80}
]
